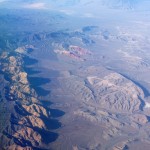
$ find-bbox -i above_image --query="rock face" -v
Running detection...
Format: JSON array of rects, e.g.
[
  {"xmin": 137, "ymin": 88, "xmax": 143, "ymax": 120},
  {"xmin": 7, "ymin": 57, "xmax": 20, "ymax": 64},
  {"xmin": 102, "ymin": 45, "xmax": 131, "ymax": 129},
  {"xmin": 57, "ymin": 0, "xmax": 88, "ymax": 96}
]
[
  {"xmin": 13, "ymin": 127, "xmax": 42, "ymax": 146},
  {"xmin": 0, "ymin": 50, "xmax": 58, "ymax": 149},
  {"xmin": 22, "ymin": 104, "xmax": 50, "ymax": 117}
]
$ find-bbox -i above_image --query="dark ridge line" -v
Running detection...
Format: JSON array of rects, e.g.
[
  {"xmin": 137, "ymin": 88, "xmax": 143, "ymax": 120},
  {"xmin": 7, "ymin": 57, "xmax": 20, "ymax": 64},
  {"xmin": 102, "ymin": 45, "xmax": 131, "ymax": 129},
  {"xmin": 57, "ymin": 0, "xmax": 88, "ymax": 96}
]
[{"xmin": 84, "ymin": 79, "xmax": 97, "ymax": 102}]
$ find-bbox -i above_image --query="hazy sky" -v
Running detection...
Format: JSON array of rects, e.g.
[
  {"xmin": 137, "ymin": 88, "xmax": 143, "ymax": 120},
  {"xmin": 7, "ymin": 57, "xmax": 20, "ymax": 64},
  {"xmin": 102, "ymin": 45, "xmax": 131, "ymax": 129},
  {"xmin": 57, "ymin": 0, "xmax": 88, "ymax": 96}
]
[{"xmin": 1, "ymin": 0, "xmax": 150, "ymax": 13}]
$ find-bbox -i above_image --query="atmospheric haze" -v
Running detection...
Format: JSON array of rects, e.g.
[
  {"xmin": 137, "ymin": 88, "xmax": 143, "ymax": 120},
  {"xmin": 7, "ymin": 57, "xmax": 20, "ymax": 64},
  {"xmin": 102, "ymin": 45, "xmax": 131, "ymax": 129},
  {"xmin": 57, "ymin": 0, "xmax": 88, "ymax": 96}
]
[{"xmin": 0, "ymin": 0, "xmax": 150, "ymax": 150}]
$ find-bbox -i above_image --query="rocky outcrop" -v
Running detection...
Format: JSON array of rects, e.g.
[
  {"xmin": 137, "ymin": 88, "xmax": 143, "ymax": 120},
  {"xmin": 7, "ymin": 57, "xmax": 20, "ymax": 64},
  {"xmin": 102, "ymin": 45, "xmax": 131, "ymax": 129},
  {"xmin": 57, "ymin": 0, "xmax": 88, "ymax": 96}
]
[
  {"xmin": 7, "ymin": 145, "xmax": 34, "ymax": 150},
  {"xmin": 54, "ymin": 45, "xmax": 91, "ymax": 61},
  {"xmin": 131, "ymin": 114, "xmax": 148, "ymax": 125},
  {"xmin": 15, "ymin": 45, "xmax": 35, "ymax": 54}
]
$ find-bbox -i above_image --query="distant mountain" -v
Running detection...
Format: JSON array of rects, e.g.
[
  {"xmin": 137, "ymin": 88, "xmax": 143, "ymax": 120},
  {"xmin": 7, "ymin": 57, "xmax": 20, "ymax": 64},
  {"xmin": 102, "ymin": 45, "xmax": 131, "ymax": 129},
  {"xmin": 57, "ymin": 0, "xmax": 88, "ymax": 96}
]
[
  {"xmin": 51, "ymin": 0, "xmax": 150, "ymax": 11},
  {"xmin": 102, "ymin": 0, "xmax": 139, "ymax": 9}
]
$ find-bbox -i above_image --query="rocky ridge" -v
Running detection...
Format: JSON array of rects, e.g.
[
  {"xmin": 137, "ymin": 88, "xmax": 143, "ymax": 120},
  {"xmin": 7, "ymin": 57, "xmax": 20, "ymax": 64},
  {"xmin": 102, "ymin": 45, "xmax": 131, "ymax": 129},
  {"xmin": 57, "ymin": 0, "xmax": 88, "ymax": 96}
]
[{"xmin": 0, "ymin": 48, "xmax": 58, "ymax": 149}]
